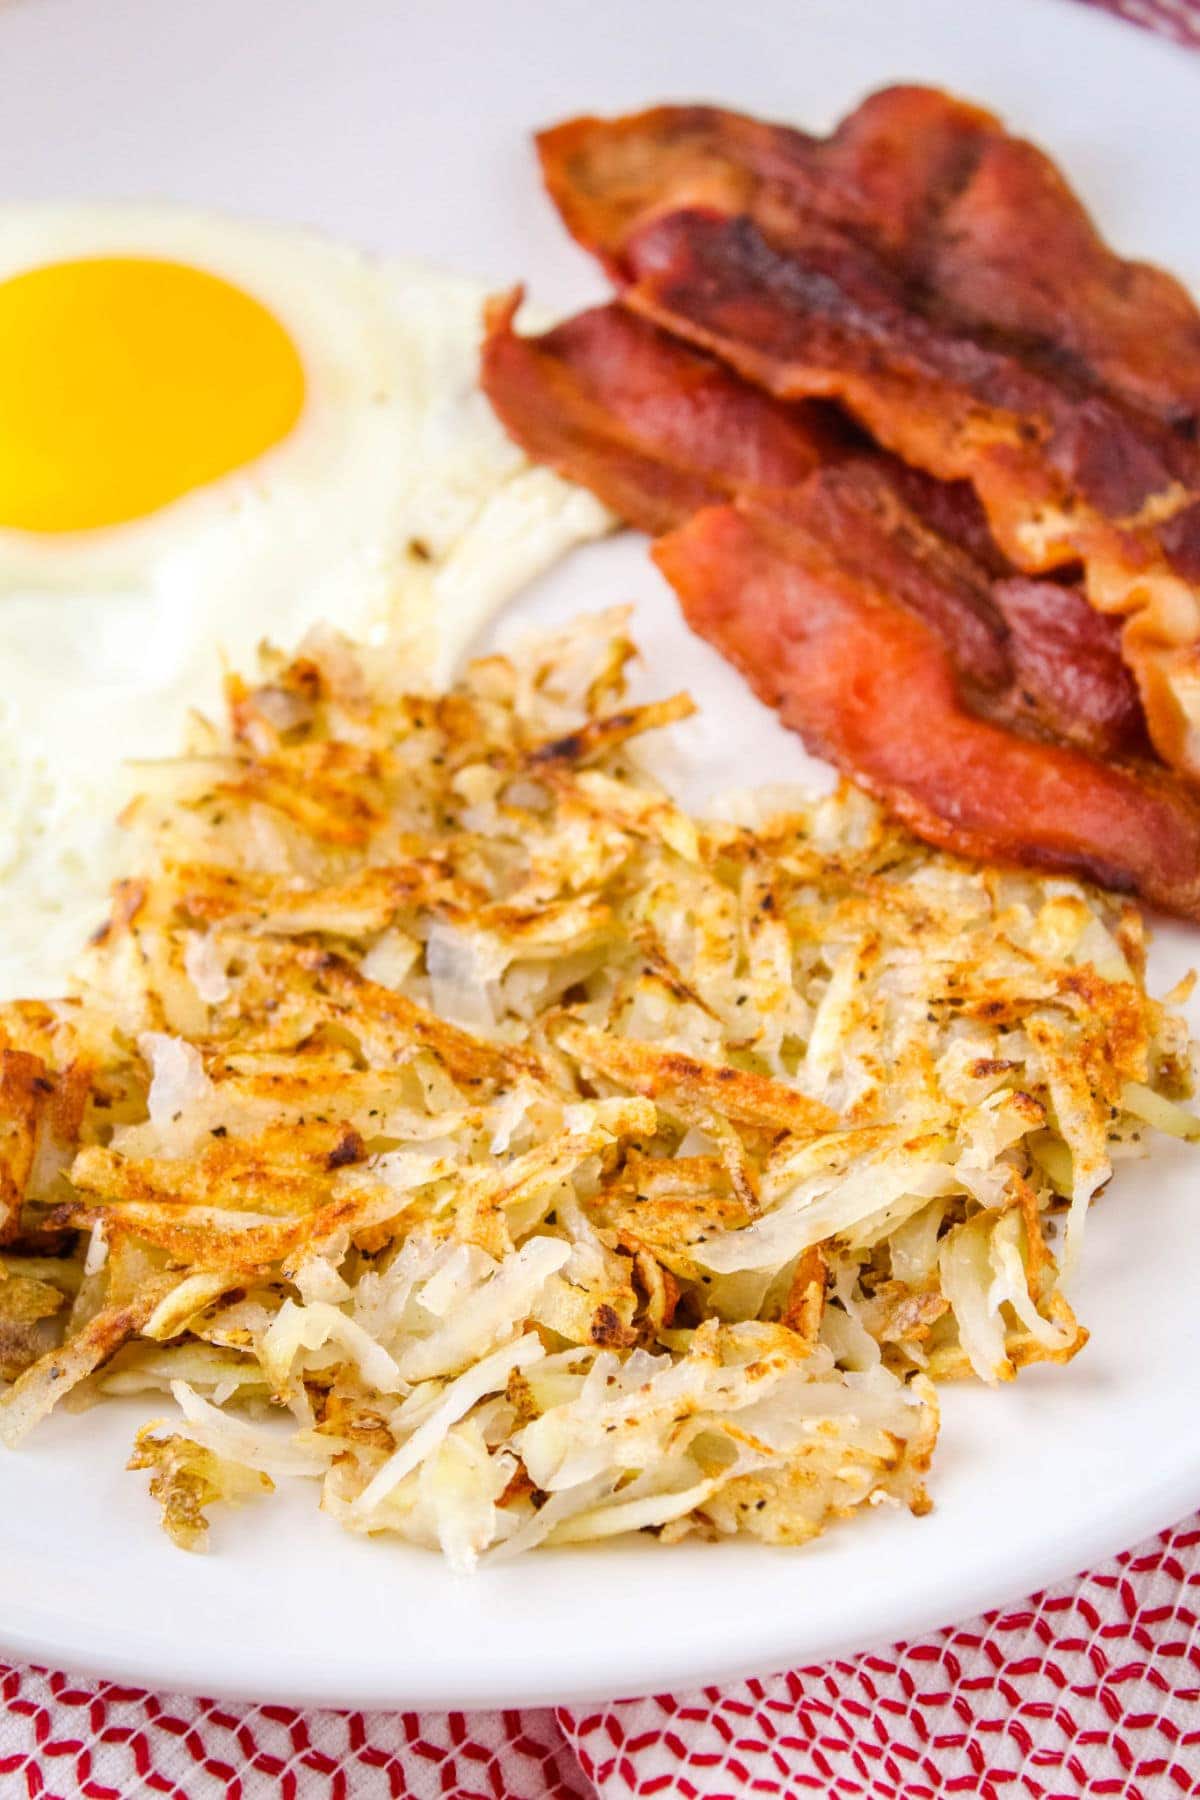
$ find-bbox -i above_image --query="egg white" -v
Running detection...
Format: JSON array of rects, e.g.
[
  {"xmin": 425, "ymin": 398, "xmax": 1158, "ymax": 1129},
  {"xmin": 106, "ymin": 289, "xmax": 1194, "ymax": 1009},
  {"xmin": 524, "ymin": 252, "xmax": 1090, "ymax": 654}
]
[{"xmin": 0, "ymin": 206, "xmax": 610, "ymax": 996}]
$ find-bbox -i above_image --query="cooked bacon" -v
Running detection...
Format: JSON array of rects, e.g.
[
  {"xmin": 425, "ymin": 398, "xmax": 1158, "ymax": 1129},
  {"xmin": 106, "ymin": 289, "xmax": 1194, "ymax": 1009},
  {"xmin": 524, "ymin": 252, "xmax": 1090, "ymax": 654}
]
[
  {"xmin": 990, "ymin": 578, "xmax": 1146, "ymax": 760},
  {"xmin": 481, "ymin": 289, "xmax": 839, "ymax": 534},
  {"xmin": 617, "ymin": 205, "xmax": 1191, "ymax": 520},
  {"xmin": 539, "ymin": 90, "xmax": 1200, "ymax": 429},
  {"xmin": 787, "ymin": 457, "xmax": 1147, "ymax": 759},
  {"xmin": 537, "ymin": 90, "xmax": 1200, "ymax": 777},
  {"xmin": 653, "ymin": 489, "xmax": 1200, "ymax": 918},
  {"xmin": 867, "ymin": 463, "xmax": 1010, "ymax": 580},
  {"xmin": 483, "ymin": 295, "xmax": 1145, "ymax": 758}
]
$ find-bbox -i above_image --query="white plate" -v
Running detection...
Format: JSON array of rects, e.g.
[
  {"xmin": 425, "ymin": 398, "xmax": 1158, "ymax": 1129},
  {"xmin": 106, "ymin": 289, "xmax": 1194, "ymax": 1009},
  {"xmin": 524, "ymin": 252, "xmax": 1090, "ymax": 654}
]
[{"xmin": 2, "ymin": 0, "xmax": 1200, "ymax": 1712}]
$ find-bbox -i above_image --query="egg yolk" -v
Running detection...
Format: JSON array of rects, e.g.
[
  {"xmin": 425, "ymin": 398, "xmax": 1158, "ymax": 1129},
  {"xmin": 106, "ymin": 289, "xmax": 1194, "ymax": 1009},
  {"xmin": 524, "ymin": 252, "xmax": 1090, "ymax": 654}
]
[{"xmin": 0, "ymin": 256, "xmax": 305, "ymax": 532}]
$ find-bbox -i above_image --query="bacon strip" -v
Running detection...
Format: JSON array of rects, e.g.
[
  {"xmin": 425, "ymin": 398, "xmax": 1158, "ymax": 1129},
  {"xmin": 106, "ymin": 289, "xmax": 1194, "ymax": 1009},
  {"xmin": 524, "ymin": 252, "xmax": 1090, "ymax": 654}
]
[
  {"xmin": 653, "ymin": 490, "xmax": 1200, "ymax": 918},
  {"xmin": 538, "ymin": 90, "xmax": 1200, "ymax": 429},
  {"xmin": 537, "ymin": 90, "xmax": 1200, "ymax": 777},
  {"xmin": 781, "ymin": 458, "xmax": 1146, "ymax": 759},
  {"xmin": 482, "ymin": 295, "xmax": 1145, "ymax": 758},
  {"xmin": 481, "ymin": 289, "xmax": 839, "ymax": 534},
  {"xmin": 990, "ymin": 578, "xmax": 1148, "ymax": 762}
]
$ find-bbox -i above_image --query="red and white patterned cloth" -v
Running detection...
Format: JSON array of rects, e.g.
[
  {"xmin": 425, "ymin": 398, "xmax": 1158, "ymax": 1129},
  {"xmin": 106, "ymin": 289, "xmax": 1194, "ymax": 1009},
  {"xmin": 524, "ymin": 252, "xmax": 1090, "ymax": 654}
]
[
  {"xmin": 1082, "ymin": 0, "xmax": 1200, "ymax": 44},
  {"xmin": 5, "ymin": 3, "xmax": 1200, "ymax": 1796}
]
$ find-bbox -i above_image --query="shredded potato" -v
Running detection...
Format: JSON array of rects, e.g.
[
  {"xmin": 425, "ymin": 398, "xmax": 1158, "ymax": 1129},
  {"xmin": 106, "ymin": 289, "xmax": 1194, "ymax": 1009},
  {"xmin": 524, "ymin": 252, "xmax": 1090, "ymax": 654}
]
[{"xmin": 0, "ymin": 610, "xmax": 1194, "ymax": 1564}]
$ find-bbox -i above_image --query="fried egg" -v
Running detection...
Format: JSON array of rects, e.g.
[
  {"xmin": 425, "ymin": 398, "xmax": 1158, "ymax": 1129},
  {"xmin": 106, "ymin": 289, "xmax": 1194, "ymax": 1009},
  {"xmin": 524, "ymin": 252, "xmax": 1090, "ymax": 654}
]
[{"xmin": 0, "ymin": 206, "xmax": 609, "ymax": 995}]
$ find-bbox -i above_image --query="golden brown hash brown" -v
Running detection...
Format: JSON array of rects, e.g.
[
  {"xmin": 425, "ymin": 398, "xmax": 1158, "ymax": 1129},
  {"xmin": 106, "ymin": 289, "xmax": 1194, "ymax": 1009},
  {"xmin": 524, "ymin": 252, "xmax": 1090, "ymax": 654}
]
[{"xmin": 0, "ymin": 609, "xmax": 1195, "ymax": 1563}]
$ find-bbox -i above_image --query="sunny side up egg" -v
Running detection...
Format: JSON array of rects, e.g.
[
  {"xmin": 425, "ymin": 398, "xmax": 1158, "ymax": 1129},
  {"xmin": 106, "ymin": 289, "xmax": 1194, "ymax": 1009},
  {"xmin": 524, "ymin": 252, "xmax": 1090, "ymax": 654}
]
[{"xmin": 0, "ymin": 206, "xmax": 610, "ymax": 997}]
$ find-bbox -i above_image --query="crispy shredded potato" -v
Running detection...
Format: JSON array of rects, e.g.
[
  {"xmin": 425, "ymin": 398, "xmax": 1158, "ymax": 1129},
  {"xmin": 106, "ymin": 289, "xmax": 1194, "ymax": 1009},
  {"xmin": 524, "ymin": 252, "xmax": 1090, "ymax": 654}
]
[{"xmin": 0, "ymin": 609, "xmax": 1194, "ymax": 1564}]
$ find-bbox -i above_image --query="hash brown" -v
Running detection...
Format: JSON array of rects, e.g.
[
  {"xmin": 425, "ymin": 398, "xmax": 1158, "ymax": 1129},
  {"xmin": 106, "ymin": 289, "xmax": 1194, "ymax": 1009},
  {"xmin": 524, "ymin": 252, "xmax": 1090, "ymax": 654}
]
[{"xmin": 0, "ymin": 610, "xmax": 1195, "ymax": 1563}]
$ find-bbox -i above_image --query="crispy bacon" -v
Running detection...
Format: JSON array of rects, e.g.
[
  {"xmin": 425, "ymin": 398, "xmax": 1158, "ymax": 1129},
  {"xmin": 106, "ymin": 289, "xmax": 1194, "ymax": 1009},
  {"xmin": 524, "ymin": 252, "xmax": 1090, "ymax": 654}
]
[
  {"xmin": 785, "ymin": 457, "xmax": 1147, "ymax": 758},
  {"xmin": 482, "ymin": 289, "xmax": 839, "ymax": 534},
  {"xmin": 990, "ymin": 577, "xmax": 1146, "ymax": 761},
  {"xmin": 653, "ymin": 489, "xmax": 1200, "ymax": 918},
  {"xmin": 482, "ymin": 295, "xmax": 1145, "ymax": 758},
  {"xmin": 537, "ymin": 90, "xmax": 1200, "ymax": 777},
  {"xmin": 538, "ymin": 90, "xmax": 1200, "ymax": 429}
]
